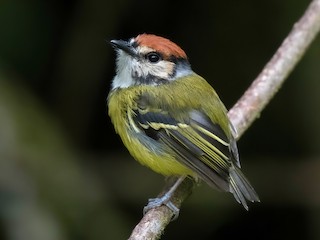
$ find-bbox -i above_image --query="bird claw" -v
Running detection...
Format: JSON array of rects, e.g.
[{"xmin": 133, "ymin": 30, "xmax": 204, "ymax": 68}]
[{"xmin": 143, "ymin": 196, "xmax": 180, "ymax": 221}]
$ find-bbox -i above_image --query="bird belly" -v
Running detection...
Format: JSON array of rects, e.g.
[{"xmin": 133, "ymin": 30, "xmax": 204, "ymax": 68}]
[{"xmin": 123, "ymin": 131, "xmax": 195, "ymax": 177}]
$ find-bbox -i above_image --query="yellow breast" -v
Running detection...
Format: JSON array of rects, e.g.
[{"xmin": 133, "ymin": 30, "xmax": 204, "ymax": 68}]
[{"xmin": 108, "ymin": 87, "xmax": 195, "ymax": 177}]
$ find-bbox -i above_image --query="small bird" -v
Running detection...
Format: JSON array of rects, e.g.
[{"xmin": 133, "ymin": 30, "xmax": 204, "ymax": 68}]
[{"xmin": 108, "ymin": 34, "xmax": 259, "ymax": 216}]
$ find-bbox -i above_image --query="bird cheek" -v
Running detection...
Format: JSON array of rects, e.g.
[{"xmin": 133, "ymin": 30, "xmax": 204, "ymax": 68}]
[
  {"xmin": 166, "ymin": 63, "xmax": 175, "ymax": 77},
  {"xmin": 157, "ymin": 62, "xmax": 174, "ymax": 79}
]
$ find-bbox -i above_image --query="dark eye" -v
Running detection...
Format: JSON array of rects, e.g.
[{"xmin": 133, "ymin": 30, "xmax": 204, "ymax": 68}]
[{"xmin": 146, "ymin": 52, "xmax": 161, "ymax": 63}]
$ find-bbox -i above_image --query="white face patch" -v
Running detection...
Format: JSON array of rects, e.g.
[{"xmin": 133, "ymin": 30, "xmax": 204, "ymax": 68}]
[
  {"xmin": 111, "ymin": 44, "xmax": 193, "ymax": 89},
  {"xmin": 136, "ymin": 46, "xmax": 175, "ymax": 80}
]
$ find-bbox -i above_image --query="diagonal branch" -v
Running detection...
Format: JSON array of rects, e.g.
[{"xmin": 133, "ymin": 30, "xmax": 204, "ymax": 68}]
[
  {"xmin": 228, "ymin": 0, "xmax": 320, "ymax": 138},
  {"xmin": 129, "ymin": 0, "xmax": 320, "ymax": 239}
]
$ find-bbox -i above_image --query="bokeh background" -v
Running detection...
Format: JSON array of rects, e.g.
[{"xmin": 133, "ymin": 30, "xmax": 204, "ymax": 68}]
[{"xmin": 1, "ymin": 0, "xmax": 320, "ymax": 239}]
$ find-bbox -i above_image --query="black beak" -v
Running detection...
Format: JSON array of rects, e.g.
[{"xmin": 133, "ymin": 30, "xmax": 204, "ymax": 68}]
[{"xmin": 110, "ymin": 39, "xmax": 137, "ymax": 57}]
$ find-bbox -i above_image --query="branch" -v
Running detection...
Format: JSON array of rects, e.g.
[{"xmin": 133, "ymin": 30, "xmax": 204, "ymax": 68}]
[
  {"xmin": 129, "ymin": 0, "xmax": 320, "ymax": 239},
  {"xmin": 128, "ymin": 177, "xmax": 194, "ymax": 240},
  {"xmin": 228, "ymin": 0, "xmax": 320, "ymax": 137}
]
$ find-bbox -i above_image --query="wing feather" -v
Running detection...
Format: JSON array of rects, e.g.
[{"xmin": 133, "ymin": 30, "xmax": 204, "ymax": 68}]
[
  {"xmin": 159, "ymin": 130, "xmax": 230, "ymax": 191},
  {"xmin": 133, "ymin": 106, "xmax": 233, "ymax": 191}
]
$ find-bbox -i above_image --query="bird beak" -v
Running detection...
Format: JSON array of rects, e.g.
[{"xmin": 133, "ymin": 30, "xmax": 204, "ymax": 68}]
[{"xmin": 110, "ymin": 39, "xmax": 137, "ymax": 58}]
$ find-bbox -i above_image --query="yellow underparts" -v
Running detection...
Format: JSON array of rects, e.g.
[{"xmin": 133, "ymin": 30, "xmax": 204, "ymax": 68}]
[{"xmin": 108, "ymin": 88, "xmax": 195, "ymax": 177}]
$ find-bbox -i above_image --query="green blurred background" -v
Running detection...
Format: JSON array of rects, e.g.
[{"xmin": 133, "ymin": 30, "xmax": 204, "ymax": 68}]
[{"xmin": 0, "ymin": 0, "xmax": 320, "ymax": 239}]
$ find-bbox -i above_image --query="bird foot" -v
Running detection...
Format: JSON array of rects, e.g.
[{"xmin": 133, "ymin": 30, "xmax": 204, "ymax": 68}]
[{"xmin": 143, "ymin": 194, "xmax": 180, "ymax": 221}]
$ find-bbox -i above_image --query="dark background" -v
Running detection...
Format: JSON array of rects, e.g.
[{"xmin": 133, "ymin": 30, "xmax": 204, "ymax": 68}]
[{"xmin": 1, "ymin": 0, "xmax": 320, "ymax": 239}]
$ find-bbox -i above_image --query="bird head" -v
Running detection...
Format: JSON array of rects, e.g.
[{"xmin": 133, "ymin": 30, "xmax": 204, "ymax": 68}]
[{"xmin": 110, "ymin": 34, "xmax": 192, "ymax": 89}]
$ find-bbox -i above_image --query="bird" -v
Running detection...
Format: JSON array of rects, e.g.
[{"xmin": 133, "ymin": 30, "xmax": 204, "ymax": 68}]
[{"xmin": 108, "ymin": 34, "xmax": 259, "ymax": 217}]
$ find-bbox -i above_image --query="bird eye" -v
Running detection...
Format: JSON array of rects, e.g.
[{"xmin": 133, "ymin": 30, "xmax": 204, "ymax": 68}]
[{"xmin": 146, "ymin": 52, "xmax": 161, "ymax": 63}]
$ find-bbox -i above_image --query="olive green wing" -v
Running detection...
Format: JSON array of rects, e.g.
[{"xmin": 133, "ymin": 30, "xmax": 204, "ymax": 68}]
[
  {"xmin": 134, "ymin": 104, "xmax": 234, "ymax": 192},
  {"xmin": 133, "ymin": 95, "xmax": 259, "ymax": 209}
]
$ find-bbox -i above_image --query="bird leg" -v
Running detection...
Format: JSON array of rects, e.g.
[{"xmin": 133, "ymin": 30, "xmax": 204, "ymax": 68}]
[{"xmin": 143, "ymin": 176, "xmax": 186, "ymax": 220}]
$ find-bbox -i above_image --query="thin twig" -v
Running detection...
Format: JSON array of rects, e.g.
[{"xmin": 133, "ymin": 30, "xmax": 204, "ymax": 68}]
[{"xmin": 129, "ymin": 0, "xmax": 320, "ymax": 239}]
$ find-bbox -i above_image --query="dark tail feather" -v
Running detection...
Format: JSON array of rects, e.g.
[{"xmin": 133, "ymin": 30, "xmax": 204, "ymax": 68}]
[{"xmin": 229, "ymin": 166, "xmax": 260, "ymax": 210}]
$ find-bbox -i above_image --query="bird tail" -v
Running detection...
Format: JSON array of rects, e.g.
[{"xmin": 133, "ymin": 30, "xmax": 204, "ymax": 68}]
[{"xmin": 229, "ymin": 166, "xmax": 260, "ymax": 210}]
